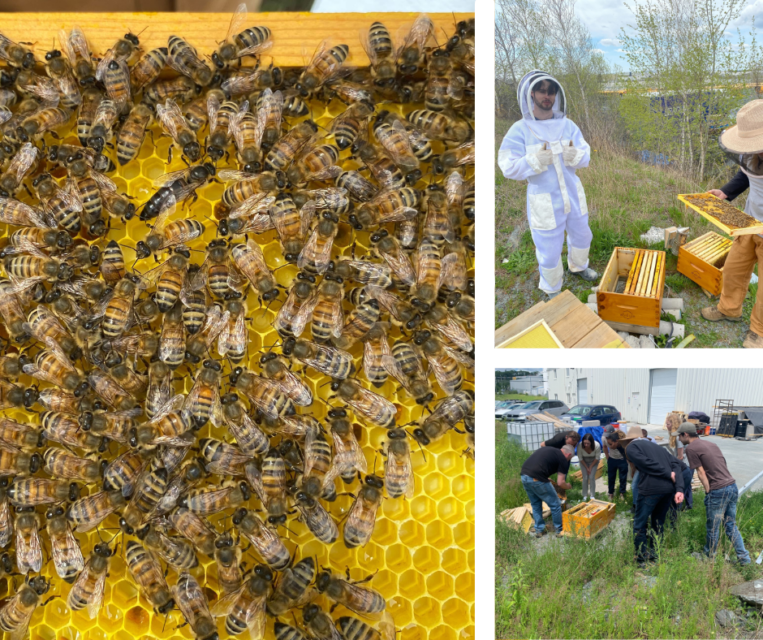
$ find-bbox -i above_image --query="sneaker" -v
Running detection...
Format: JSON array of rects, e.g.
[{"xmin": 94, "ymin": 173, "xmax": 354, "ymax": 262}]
[
  {"xmin": 701, "ymin": 306, "xmax": 743, "ymax": 323},
  {"xmin": 743, "ymin": 330, "xmax": 763, "ymax": 349},
  {"xmin": 570, "ymin": 267, "xmax": 599, "ymax": 282}
]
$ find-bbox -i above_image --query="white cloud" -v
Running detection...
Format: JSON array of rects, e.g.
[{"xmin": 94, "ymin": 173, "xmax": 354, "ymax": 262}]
[
  {"xmin": 600, "ymin": 38, "xmax": 621, "ymax": 46},
  {"xmin": 591, "ymin": 48, "xmax": 605, "ymax": 54},
  {"xmin": 617, "ymin": 49, "xmax": 628, "ymax": 53}
]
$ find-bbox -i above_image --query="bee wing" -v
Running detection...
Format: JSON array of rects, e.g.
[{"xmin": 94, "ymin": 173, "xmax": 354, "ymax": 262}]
[
  {"xmin": 210, "ymin": 583, "xmax": 245, "ymax": 617},
  {"xmin": 137, "ymin": 260, "xmax": 167, "ymax": 288},
  {"xmin": 303, "ymin": 422, "xmax": 319, "ymax": 477},
  {"xmin": 0, "ymin": 106, "xmax": 10, "ymax": 125},
  {"xmin": 17, "ymin": 526, "xmax": 43, "ymax": 574},
  {"xmin": 51, "ymin": 522, "xmax": 85, "ymax": 578},
  {"xmin": 0, "ymin": 499, "xmax": 11, "ymax": 547},
  {"xmin": 439, "ymin": 250, "xmax": 467, "ymax": 292},
  {"xmin": 424, "ymin": 352, "xmax": 458, "ymax": 396},
  {"xmin": 25, "ymin": 76, "xmax": 61, "ymax": 104},
  {"xmin": 155, "ymin": 99, "xmax": 182, "ymax": 142},
  {"xmin": 277, "ymin": 367, "xmax": 313, "ymax": 407},
  {"xmin": 289, "ymin": 289, "xmax": 318, "ymax": 338},
  {"xmin": 297, "ymin": 224, "xmax": 335, "ymax": 274},
  {"xmin": 249, "ymin": 377, "xmax": 286, "ymax": 420},
  {"xmin": 443, "ymin": 344, "xmax": 474, "ymax": 369},
  {"xmin": 95, "ymin": 48, "xmax": 114, "ymax": 82},
  {"xmin": 345, "ymin": 492, "xmax": 374, "ymax": 546},
  {"xmin": 90, "ymin": 169, "xmax": 117, "ymax": 193},
  {"xmin": 231, "ymin": 193, "xmax": 275, "ymax": 220},
  {"xmin": 8, "ymin": 143, "xmax": 38, "ymax": 183},
  {"xmin": 299, "ymin": 200, "xmax": 316, "ymax": 239},
  {"xmin": 217, "ymin": 169, "xmax": 254, "ymax": 182},
  {"xmin": 42, "ymin": 335, "xmax": 77, "ymax": 372},
  {"xmin": 244, "ymin": 595, "xmax": 267, "ymax": 640},
  {"xmin": 222, "ymin": 310, "xmax": 247, "ymax": 359},
  {"xmin": 147, "ymin": 394, "xmax": 187, "ymax": 426},
  {"xmin": 87, "ymin": 567, "xmax": 108, "ymax": 619},
  {"xmin": 358, "ymin": 384, "xmax": 396, "ymax": 417},
  {"xmin": 59, "ymin": 29, "xmax": 78, "ymax": 65},
  {"xmin": 174, "ymin": 572, "xmax": 212, "ymax": 627},
  {"xmin": 226, "ymin": 3, "xmax": 248, "ymax": 43},
  {"xmin": 380, "ymin": 354, "xmax": 409, "ymax": 389},
  {"xmin": 204, "ymin": 306, "xmax": 230, "ymax": 344},
  {"xmin": 388, "ymin": 444, "xmax": 414, "ymax": 499},
  {"xmin": 153, "ymin": 165, "xmax": 191, "ymax": 188},
  {"xmin": 207, "ymin": 91, "xmax": 221, "ymax": 132},
  {"xmin": 381, "ymin": 248, "xmax": 416, "ymax": 286},
  {"xmin": 151, "ymin": 192, "xmax": 177, "ymax": 236},
  {"xmin": 229, "ymin": 104, "xmax": 248, "ymax": 153},
  {"xmin": 8, "ymin": 596, "xmax": 35, "ymax": 640},
  {"xmin": 433, "ymin": 315, "xmax": 473, "ymax": 353},
  {"xmin": 54, "ymin": 179, "xmax": 83, "ymax": 214},
  {"xmin": 359, "ymin": 26, "xmax": 377, "ymax": 64}
]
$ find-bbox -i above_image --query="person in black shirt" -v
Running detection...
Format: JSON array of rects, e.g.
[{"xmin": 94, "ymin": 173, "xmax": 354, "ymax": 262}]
[
  {"xmin": 520, "ymin": 444, "xmax": 574, "ymax": 537},
  {"xmin": 541, "ymin": 430, "xmax": 579, "ymax": 449},
  {"xmin": 626, "ymin": 439, "xmax": 685, "ymax": 565}
]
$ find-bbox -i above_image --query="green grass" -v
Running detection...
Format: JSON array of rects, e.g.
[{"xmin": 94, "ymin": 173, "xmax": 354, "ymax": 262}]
[
  {"xmin": 495, "ymin": 393, "xmax": 546, "ymax": 402},
  {"xmin": 496, "ymin": 431, "xmax": 763, "ymax": 639}
]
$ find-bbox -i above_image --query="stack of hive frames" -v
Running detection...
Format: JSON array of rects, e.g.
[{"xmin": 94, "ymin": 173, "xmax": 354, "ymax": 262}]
[
  {"xmin": 0, "ymin": 24, "xmax": 475, "ymax": 640},
  {"xmin": 597, "ymin": 248, "xmax": 666, "ymax": 333},
  {"xmin": 677, "ymin": 231, "xmax": 733, "ymax": 296}
]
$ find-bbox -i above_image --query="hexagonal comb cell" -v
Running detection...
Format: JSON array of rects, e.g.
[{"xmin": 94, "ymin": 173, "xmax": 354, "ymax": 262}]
[{"xmin": 7, "ymin": 14, "xmax": 474, "ymax": 640}]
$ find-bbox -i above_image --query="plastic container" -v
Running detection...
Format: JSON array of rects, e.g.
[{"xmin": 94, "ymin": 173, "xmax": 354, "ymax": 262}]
[{"xmin": 507, "ymin": 421, "xmax": 555, "ymax": 451}]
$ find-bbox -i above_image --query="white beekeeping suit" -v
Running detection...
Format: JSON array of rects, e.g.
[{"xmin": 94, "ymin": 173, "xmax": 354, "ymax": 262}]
[{"xmin": 497, "ymin": 71, "xmax": 593, "ymax": 294}]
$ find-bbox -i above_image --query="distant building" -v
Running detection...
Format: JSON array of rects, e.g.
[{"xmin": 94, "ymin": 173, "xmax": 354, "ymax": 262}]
[
  {"xmin": 508, "ymin": 374, "xmax": 546, "ymax": 396},
  {"xmin": 545, "ymin": 368, "xmax": 763, "ymax": 425}
]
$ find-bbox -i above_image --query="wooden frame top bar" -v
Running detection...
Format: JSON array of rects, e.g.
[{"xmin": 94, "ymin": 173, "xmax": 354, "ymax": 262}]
[{"xmin": 1, "ymin": 12, "xmax": 472, "ymax": 67}]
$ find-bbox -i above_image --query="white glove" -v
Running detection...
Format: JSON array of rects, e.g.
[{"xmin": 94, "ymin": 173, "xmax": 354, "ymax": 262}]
[
  {"xmin": 527, "ymin": 148, "xmax": 554, "ymax": 174},
  {"xmin": 563, "ymin": 145, "xmax": 585, "ymax": 167}
]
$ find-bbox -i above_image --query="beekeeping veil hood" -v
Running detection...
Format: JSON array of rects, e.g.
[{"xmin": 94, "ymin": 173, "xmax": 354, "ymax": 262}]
[
  {"xmin": 517, "ymin": 70, "xmax": 568, "ymax": 142},
  {"xmin": 719, "ymin": 99, "xmax": 763, "ymax": 177}
]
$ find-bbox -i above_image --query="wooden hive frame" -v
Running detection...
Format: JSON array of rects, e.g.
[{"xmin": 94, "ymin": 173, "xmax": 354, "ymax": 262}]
[
  {"xmin": 677, "ymin": 231, "xmax": 733, "ymax": 296},
  {"xmin": 597, "ymin": 247, "xmax": 666, "ymax": 334},
  {"xmin": 562, "ymin": 499, "xmax": 616, "ymax": 538},
  {"xmin": 678, "ymin": 193, "xmax": 763, "ymax": 236}
]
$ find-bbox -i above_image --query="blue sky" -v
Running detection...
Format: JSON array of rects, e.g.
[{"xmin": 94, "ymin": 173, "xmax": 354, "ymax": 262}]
[{"xmin": 578, "ymin": 0, "xmax": 758, "ymax": 70}]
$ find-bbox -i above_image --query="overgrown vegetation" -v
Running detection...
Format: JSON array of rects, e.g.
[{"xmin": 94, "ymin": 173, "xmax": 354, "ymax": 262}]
[{"xmin": 496, "ymin": 427, "xmax": 763, "ymax": 639}]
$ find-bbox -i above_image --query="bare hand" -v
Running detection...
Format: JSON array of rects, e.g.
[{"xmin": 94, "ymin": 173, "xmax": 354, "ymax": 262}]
[
  {"xmin": 671, "ymin": 472, "xmax": 676, "ymax": 483},
  {"xmin": 707, "ymin": 189, "xmax": 728, "ymax": 200},
  {"xmin": 675, "ymin": 492, "xmax": 685, "ymax": 504}
]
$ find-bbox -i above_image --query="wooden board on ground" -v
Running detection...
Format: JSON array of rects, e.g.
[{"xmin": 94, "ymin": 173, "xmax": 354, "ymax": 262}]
[
  {"xmin": 495, "ymin": 291, "xmax": 630, "ymax": 348},
  {"xmin": 0, "ymin": 12, "xmax": 471, "ymax": 68},
  {"xmin": 678, "ymin": 193, "xmax": 763, "ymax": 237},
  {"xmin": 527, "ymin": 413, "xmax": 569, "ymax": 430}
]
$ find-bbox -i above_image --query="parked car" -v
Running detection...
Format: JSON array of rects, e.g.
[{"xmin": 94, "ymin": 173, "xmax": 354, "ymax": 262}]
[
  {"xmin": 560, "ymin": 404, "xmax": 621, "ymax": 426},
  {"xmin": 495, "ymin": 402, "xmax": 526, "ymax": 420},
  {"xmin": 503, "ymin": 400, "xmax": 569, "ymax": 421}
]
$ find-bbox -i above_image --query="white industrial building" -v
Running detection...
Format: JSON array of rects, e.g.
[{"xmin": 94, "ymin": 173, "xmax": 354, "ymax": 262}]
[
  {"xmin": 546, "ymin": 368, "xmax": 763, "ymax": 426},
  {"xmin": 508, "ymin": 374, "xmax": 546, "ymax": 395}
]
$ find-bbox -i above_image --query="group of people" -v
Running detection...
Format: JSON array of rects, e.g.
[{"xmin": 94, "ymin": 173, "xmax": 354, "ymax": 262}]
[
  {"xmin": 519, "ymin": 424, "xmax": 751, "ymax": 565},
  {"xmin": 498, "ymin": 70, "xmax": 763, "ymax": 348}
]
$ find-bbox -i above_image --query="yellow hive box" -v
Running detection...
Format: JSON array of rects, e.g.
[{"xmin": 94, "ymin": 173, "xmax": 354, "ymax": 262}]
[
  {"xmin": 0, "ymin": 11, "xmax": 475, "ymax": 640},
  {"xmin": 677, "ymin": 231, "xmax": 733, "ymax": 297},
  {"xmin": 562, "ymin": 500, "xmax": 616, "ymax": 539}
]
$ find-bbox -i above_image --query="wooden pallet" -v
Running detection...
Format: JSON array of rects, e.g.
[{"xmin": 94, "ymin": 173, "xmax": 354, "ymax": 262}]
[
  {"xmin": 678, "ymin": 193, "xmax": 763, "ymax": 237},
  {"xmin": 677, "ymin": 231, "xmax": 733, "ymax": 297},
  {"xmin": 597, "ymin": 247, "xmax": 666, "ymax": 332},
  {"xmin": 0, "ymin": 12, "xmax": 471, "ymax": 68},
  {"xmin": 495, "ymin": 290, "xmax": 630, "ymax": 348}
]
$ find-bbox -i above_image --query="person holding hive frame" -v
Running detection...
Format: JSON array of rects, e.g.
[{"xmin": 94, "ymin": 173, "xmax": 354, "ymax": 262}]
[
  {"xmin": 703, "ymin": 99, "xmax": 763, "ymax": 349},
  {"xmin": 497, "ymin": 70, "xmax": 598, "ymax": 298}
]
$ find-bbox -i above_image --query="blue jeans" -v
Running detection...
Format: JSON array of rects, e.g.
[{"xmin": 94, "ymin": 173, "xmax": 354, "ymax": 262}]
[
  {"xmin": 521, "ymin": 475, "xmax": 563, "ymax": 533},
  {"xmin": 704, "ymin": 483, "xmax": 750, "ymax": 564},
  {"xmin": 632, "ymin": 470, "xmax": 640, "ymax": 507},
  {"xmin": 607, "ymin": 458, "xmax": 628, "ymax": 496},
  {"xmin": 633, "ymin": 491, "xmax": 674, "ymax": 562}
]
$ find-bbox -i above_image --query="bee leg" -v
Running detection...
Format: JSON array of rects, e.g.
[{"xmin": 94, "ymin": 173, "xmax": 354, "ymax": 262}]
[
  {"xmin": 353, "ymin": 569, "xmax": 378, "ymax": 585},
  {"xmin": 49, "ymin": 131, "xmax": 60, "ymax": 140},
  {"xmin": 167, "ymin": 146, "xmax": 172, "ymax": 164},
  {"xmin": 23, "ymin": 183, "xmax": 33, "ymax": 199}
]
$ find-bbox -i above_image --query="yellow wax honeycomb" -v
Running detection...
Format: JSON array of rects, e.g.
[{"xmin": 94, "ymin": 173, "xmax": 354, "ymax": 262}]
[{"xmin": 0, "ymin": 91, "xmax": 474, "ymax": 640}]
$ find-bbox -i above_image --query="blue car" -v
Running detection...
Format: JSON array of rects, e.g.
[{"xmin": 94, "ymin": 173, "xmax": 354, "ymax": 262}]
[{"xmin": 560, "ymin": 404, "xmax": 621, "ymax": 426}]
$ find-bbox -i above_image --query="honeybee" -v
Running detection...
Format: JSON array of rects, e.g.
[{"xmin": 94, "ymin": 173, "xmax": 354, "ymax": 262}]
[
  {"xmin": 156, "ymin": 98, "xmax": 201, "ymax": 163},
  {"xmin": 14, "ymin": 506, "xmax": 42, "ymax": 574},
  {"xmin": 260, "ymin": 353, "xmax": 312, "ymax": 407},
  {"xmin": 440, "ymin": 238, "xmax": 469, "ymax": 293},
  {"xmin": 109, "ymin": 363, "xmax": 148, "ymax": 398},
  {"xmin": 293, "ymin": 490, "xmax": 336, "ymax": 544},
  {"xmin": 66, "ymin": 489, "xmax": 125, "ymax": 532},
  {"xmin": 412, "ymin": 236, "xmax": 442, "ymax": 310},
  {"xmin": 295, "ymin": 187, "xmax": 350, "ymax": 216},
  {"xmin": 0, "ymin": 142, "xmax": 37, "ymax": 197},
  {"xmin": 296, "ymin": 41, "xmax": 349, "ymax": 97},
  {"xmin": 382, "ymin": 342, "xmax": 433, "ymax": 407},
  {"xmin": 213, "ymin": 564, "xmax": 272, "ymax": 639},
  {"xmin": 335, "ymin": 297, "xmax": 381, "ymax": 349},
  {"xmin": 0, "ymin": 32, "xmax": 36, "ymax": 69},
  {"xmin": 330, "ymin": 100, "xmax": 373, "ymax": 151},
  {"xmin": 440, "ymin": 140, "xmax": 474, "ymax": 171},
  {"xmin": 352, "ymin": 187, "xmax": 420, "ymax": 229},
  {"xmin": 119, "ymin": 462, "xmax": 168, "ymax": 533},
  {"xmin": 344, "ymin": 474, "xmax": 384, "ymax": 548},
  {"xmin": 373, "ymin": 120, "xmax": 419, "ymax": 176},
  {"xmin": 169, "ymin": 507, "xmax": 217, "ymax": 557},
  {"xmin": 273, "ymin": 274, "xmax": 314, "ymax": 338},
  {"xmin": 0, "ymin": 279, "xmax": 33, "ymax": 342},
  {"xmin": 181, "ymin": 273, "xmax": 208, "ymax": 335},
  {"xmin": 316, "ymin": 571, "xmax": 386, "ymax": 615},
  {"xmin": 302, "ymin": 604, "xmax": 343, "ymax": 640},
  {"xmin": 137, "ymin": 523, "xmax": 198, "ymax": 571},
  {"xmin": 100, "ymin": 276, "xmax": 138, "ymax": 338},
  {"xmin": 330, "ymin": 379, "xmax": 396, "ymax": 429},
  {"xmin": 168, "ymin": 35, "xmax": 215, "ymax": 87},
  {"xmin": 361, "ymin": 323, "xmax": 391, "ymax": 387},
  {"xmin": 217, "ymin": 298, "xmax": 247, "ymax": 363},
  {"xmin": 424, "ymin": 304, "xmax": 472, "ymax": 352},
  {"xmin": 0, "ymin": 576, "xmax": 51, "ymax": 640},
  {"xmin": 213, "ymin": 3, "xmax": 273, "ymax": 69},
  {"xmin": 134, "ymin": 203, "xmax": 205, "ymax": 259},
  {"xmin": 282, "ymin": 89, "xmax": 309, "ymax": 118},
  {"xmin": 270, "ymin": 193, "xmax": 314, "ymax": 263},
  {"xmin": 232, "ymin": 508, "xmax": 291, "ymax": 570},
  {"xmin": 414, "ymin": 330, "xmax": 472, "ymax": 396},
  {"xmin": 43, "ymin": 47, "xmax": 81, "ymax": 109},
  {"xmin": 297, "ymin": 212, "xmax": 338, "ymax": 276},
  {"xmin": 223, "ymin": 63, "xmax": 282, "ymax": 98},
  {"xmin": 407, "ymin": 108, "xmax": 471, "ymax": 143},
  {"xmin": 42, "ymin": 448, "xmax": 101, "ymax": 483},
  {"xmin": 32, "ymin": 172, "xmax": 83, "ymax": 235},
  {"xmin": 159, "ymin": 303, "xmax": 186, "ymax": 370},
  {"xmin": 0, "ymin": 417, "xmax": 40, "ymax": 451},
  {"xmin": 213, "ymin": 532, "xmax": 244, "ymax": 595},
  {"xmin": 335, "ymin": 170, "xmax": 377, "ymax": 202},
  {"xmin": 264, "ymin": 119, "xmax": 318, "ymax": 172},
  {"xmin": 259, "ymin": 447, "xmax": 288, "ymax": 525},
  {"xmin": 116, "ymin": 102, "xmax": 153, "ymax": 166},
  {"xmin": 339, "ymin": 617, "xmax": 395, "ymax": 640},
  {"xmin": 130, "ymin": 46, "xmax": 169, "ymax": 91},
  {"xmin": 41, "ymin": 410, "xmax": 104, "ymax": 452},
  {"xmin": 207, "ymin": 95, "xmax": 242, "ymax": 160},
  {"xmin": 0, "ymin": 198, "xmax": 55, "ymax": 232},
  {"xmin": 370, "ymin": 229, "xmax": 415, "ymax": 287},
  {"xmin": 287, "ymin": 141, "xmax": 342, "ymax": 186},
  {"xmin": 144, "ymin": 75, "xmax": 197, "ymax": 106},
  {"xmin": 4, "ymin": 252, "xmax": 73, "ymax": 283},
  {"xmin": 185, "ymin": 303, "xmax": 230, "ymax": 364},
  {"xmin": 382, "ymin": 429, "xmax": 414, "ymax": 498},
  {"xmin": 274, "ymin": 622, "xmax": 309, "ymax": 640},
  {"xmin": 335, "ymin": 258, "xmax": 393, "ymax": 289},
  {"xmin": 155, "ymin": 457, "xmax": 206, "ymax": 516},
  {"xmin": 45, "ymin": 504, "xmax": 85, "ymax": 581},
  {"xmin": 184, "ymin": 359, "xmax": 222, "ymax": 429},
  {"xmin": 412, "ymin": 388, "xmax": 474, "ymax": 446},
  {"xmin": 130, "ymin": 398, "xmax": 193, "ymax": 448},
  {"xmin": 362, "ymin": 21, "xmax": 395, "ymax": 85},
  {"xmin": 22, "ymin": 339, "xmax": 87, "ymax": 397},
  {"xmin": 396, "ymin": 14, "xmax": 434, "ymax": 76},
  {"xmin": 67, "ymin": 541, "xmax": 113, "ymax": 618},
  {"xmin": 266, "ymin": 557, "xmax": 315, "ymax": 617},
  {"xmin": 221, "ymin": 393, "xmax": 269, "ymax": 456},
  {"xmin": 125, "ymin": 539, "xmax": 176, "ymax": 614},
  {"xmin": 180, "ymin": 480, "xmax": 249, "ymax": 516},
  {"xmin": 8, "ymin": 477, "xmax": 79, "ymax": 507},
  {"xmin": 230, "ymin": 239, "xmax": 279, "ymax": 302},
  {"xmin": 97, "ymin": 239, "xmax": 124, "ymax": 284},
  {"xmin": 299, "ymin": 271, "xmax": 343, "ymax": 343},
  {"xmin": 326, "ymin": 408, "xmax": 367, "ymax": 483}
]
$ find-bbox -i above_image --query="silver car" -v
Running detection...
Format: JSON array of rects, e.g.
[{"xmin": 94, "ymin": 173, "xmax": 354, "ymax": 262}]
[
  {"xmin": 504, "ymin": 399, "xmax": 569, "ymax": 422},
  {"xmin": 495, "ymin": 402, "xmax": 525, "ymax": 420}
]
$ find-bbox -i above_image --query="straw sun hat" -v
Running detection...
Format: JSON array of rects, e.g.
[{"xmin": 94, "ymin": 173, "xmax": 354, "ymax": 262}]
[{"xmin": 719, "ymin": 100, "xmax": 763, "ymax": 154}]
